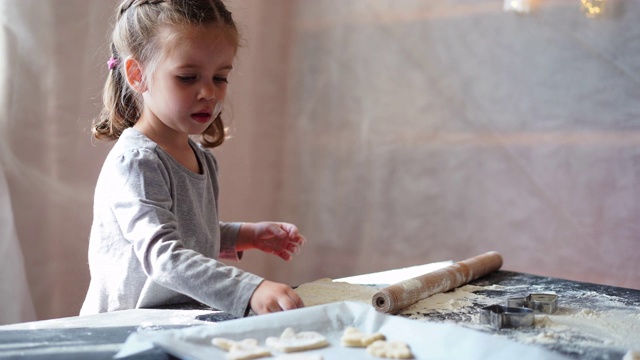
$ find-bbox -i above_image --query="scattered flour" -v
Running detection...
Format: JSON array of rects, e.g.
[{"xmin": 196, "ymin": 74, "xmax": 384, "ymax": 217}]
[
  {"xmin": 510, "ymin": 298, "xmax": 639, "ymax": 352},
  {"xmin": 295, "ymin": 280, "xmax": 485, "ymax": 320},
  {"xmin": 401, "ymin": 279, "xmax": 423, "ymax": 292},
  {"xmin": 522, "ymin": 331, "xmax": 559, "ymax": 344},
  {"xmin": 401, "ymin": 286, "xmax": 481, "ymax": 313},
  {"xmin": 295, "ymin": 278, "xmax": 640, "ymax": 355},
  {"xmin": 575, "ymin": 309, "xmax": 599, "ymax": 318}
]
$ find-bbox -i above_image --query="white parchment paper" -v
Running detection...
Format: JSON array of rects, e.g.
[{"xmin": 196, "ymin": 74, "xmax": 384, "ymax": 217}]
[{"xmin": 115, "ymin": 301, "xmax": 570, "ymax": 359}]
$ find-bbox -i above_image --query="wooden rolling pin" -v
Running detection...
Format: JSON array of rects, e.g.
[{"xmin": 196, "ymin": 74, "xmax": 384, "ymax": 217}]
[{"xmin": 372, "ymin": 251, "xmax": 503, "ymax": 314}]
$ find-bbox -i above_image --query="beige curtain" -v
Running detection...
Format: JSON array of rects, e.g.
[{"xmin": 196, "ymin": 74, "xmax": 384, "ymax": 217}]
[
  {"xmin": 1, "ymin": 0, "xmax": 638, "ymax": 322},
  {"xmin": 221, "ymin": 0, "xmax": 640, "ymax": 290},
  {"xmin": 0, "ymin": 161, "xmax": 35, "ymax": 324},
  {"xmin": 0, "ymin": 0, "xmax": 115, "ymax": 322}
]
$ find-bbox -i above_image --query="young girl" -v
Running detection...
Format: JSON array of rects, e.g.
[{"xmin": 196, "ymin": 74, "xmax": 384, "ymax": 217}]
[{"xmin": 80, "ymin": 0, "xmax": 306, "ymax": 318}]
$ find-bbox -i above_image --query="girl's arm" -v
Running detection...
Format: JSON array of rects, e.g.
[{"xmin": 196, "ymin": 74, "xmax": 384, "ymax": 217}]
[{"xmin": 235, "ymin": 222, "xmax": 307, "ymax": 313}]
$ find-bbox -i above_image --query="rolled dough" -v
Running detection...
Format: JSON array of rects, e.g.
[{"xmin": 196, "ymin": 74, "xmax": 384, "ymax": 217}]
[{"xmin": 294, "ymin": 278, "xmax": 377, "ymax": 307}]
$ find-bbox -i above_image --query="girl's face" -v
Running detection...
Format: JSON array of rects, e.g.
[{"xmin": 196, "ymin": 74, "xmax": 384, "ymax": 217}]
[{"xmin": 138, "ymin": 24, "xmax": 236, "ymax": 140}]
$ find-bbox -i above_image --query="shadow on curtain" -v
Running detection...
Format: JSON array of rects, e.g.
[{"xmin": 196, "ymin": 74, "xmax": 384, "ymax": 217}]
[{"xmin": 0, "ymin": 22, "xmax": 36, "ymax": 325}]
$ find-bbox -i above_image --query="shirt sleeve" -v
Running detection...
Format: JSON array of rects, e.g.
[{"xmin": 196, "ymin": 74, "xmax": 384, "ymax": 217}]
[
  {"xmin": 108, "ymin": 148, "xmax": 263, "ymax": 316},
  {"xmin": 220, "ymin": 222, "xmax": 243, "ymax": 260}
]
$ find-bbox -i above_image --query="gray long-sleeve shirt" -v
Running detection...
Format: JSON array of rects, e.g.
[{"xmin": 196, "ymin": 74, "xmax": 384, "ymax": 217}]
[{"xmin": 80, "ymin": 128, "xmax": 263, "ymax": 317}]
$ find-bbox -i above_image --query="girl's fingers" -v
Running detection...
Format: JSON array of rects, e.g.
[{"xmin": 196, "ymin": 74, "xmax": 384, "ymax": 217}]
[
  {"xmin": 277, "ymin": 295, "xmax": 298, "ymax": 311},
  {"xmin": 286, "ymin": 243, "xmax": 300, "ymax": 254},
  {"xmin": 277, "ymin": 250, "xmax": 292, "ymax": 261},
  {"xmin": 293, "ymin": 234, "xmax": 307, "ymax": 246}
]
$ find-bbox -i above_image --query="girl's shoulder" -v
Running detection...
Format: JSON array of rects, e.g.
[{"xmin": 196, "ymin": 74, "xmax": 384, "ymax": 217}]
[
  {"xmin": 105, "ymin": 128, "xmax": 165, "ymax": 169},
  {"xmin": 113, "ymin": 127, "xmax": 158, "ymax": 150},
  {"xmin": 96, "ymin": 130, "xmax": 170, "ymax": 188}
]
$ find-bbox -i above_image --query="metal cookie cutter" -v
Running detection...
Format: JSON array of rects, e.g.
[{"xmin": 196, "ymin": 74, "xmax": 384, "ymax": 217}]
[
  {"xmin": 507, "ymin": 294, "xmax": 558, "ymax": 314},
  {"xmin": 480, "ymin": 305, "xmax": 534, "ymax": 329}
]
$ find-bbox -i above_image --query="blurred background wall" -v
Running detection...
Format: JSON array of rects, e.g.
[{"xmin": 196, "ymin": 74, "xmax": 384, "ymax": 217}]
[{"xmin": 0, "ymin": 0, "xmax": 638, "ymax": 322}]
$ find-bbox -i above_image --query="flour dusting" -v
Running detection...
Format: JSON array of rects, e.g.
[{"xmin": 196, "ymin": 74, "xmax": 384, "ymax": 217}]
[{"xmin": 295, "ymin": 274, "xmax": 640, "ymax": 359}]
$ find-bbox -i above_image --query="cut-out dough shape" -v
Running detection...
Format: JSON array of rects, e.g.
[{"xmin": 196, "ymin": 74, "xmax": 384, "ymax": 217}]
[
  {"xmin": 212, "ymin": 337, "xmax": 272, "ymax": 360},
  {"xmin": 366, "ymin": 340, "xmax": 414, "ymax": 359},
  {"xmin": 266, "ymin": 327, "xmax": 329, "ymax": 353},
  {"xmin": 274, "ymin": 354, "xmax": 324, "ymax": 360},
  {"xmin": 341, "ymin": 327, "xmax": 386, "ymax": 347}
]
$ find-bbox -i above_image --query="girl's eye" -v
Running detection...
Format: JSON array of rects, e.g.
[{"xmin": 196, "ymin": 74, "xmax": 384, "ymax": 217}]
[
  {"xmin": 213, "ymin": 76, "xmax": 228, "ymax": 84},
  {"xmin": 178, "ymin": 75, "xmax": 197, "ymax": 82}
]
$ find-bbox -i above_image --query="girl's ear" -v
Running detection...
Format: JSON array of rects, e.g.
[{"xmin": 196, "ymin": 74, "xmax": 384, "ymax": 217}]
[{"xmin": 124, "ymin": 57, "xmax": 147, "ymax": 93}]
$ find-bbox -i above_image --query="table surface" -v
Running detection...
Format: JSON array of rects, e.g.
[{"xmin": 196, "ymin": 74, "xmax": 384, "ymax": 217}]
[
  {"xmin": 399, "ymin": 270, "xmax": 640, "ymax": 360},
  {"xmin": 1, "ymin": 270, "xmax": 638, "ymax": 360}
]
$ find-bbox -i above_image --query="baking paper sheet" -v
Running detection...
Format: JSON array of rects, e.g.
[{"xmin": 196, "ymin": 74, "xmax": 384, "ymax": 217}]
[
  {"xmin": 115, "ymin": 301, "xmax": 570, "ymax": 359},
  {"xmin": 334, "ymin": 261, "xmax": 453, "ymax": 285}
]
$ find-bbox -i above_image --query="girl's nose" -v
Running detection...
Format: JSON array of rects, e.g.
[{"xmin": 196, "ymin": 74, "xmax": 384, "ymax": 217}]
[{"xmin": 200, "ymin": 83, "xmax": 216, "ymax": 101}]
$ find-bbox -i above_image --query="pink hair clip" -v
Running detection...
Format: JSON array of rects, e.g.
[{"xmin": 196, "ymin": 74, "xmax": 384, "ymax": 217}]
[{"xmin": 107, "ymin": 57, "xmax": 120, "ymax": 70}]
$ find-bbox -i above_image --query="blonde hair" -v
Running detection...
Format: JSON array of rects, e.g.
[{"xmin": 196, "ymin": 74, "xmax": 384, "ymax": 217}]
[{"xmin": 93, "ymin": 0, "xmax": 238, "ymax": 148}]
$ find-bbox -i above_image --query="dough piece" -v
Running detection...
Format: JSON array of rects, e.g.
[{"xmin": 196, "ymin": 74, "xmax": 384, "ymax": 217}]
[
  {"xmin": 274, "ymin": 354, "xmax": 324, "ymax": 360},
  {"xmin": 266, "ymin": 327, "xmax": 329, "ymax": 353},
  {"xmin": 366, "ymin": 340, "xmax": 413, "ymax": 359},
  {"xmin": 294, "ymin": 278, "xmax": 378, "ymax": 307},
  {"xmin": 212, "ymin": 337, "xmax": 243, "ymax": 351},
  {"xmin": 212, "ymin": 337, "xmax": 271, "ymax": 360},
  {"xmin": 623, "ymin": 350, "xmax": 640, "ymax": 360},
  {"xmin": 341, "ymin": 327, "xmax": 386, "ymax": 347}
]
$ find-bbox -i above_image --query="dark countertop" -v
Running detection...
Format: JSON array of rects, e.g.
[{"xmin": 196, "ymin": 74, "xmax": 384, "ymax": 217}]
[
  {"xmin": 396, "ymin": 270, "xmax": 640, "ymax": 360},
  {"xmin": 0, "ymin": 271, "xmax": 638, "ymax": 360}
]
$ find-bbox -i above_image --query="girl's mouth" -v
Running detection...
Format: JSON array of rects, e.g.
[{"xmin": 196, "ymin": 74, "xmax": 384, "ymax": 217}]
[{"xmin": 191, "ymin": 112, "xmax": 212, "ymax": 123}]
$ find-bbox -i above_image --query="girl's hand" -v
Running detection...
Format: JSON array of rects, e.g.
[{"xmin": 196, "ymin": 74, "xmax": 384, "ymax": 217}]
[
  {"xmin": 241, "ymin": 222, "xmax": 307, "ymax": 261},
  {"xmin": 250, "ymin": 280, "xmax": 304, "ymax": 314}
]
